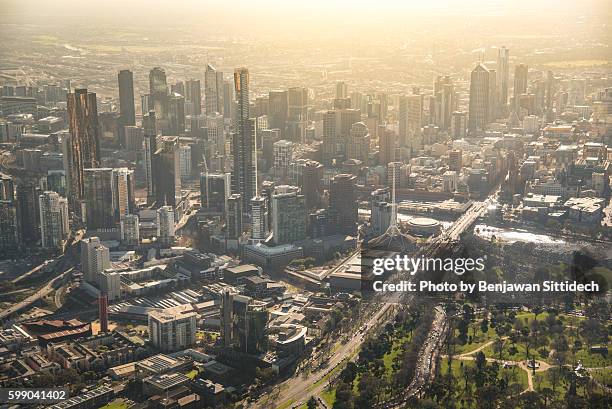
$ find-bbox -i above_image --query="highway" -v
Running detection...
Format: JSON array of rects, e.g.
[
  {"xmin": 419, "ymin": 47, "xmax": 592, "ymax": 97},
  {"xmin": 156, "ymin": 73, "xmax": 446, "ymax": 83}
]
[{"xmin": 0, "ymin": 267, "xmax": 74, "ymax": 321}]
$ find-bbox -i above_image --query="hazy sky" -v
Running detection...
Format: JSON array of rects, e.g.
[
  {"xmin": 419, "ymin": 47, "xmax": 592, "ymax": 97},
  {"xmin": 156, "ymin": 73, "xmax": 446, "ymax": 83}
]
[
  {"xmin": 1, "ymin": 0, "xmax": 610, "ymax": 41},
  {"xmin": 2, "ymin": 0, "xmax": 610, "ymax": 20}
]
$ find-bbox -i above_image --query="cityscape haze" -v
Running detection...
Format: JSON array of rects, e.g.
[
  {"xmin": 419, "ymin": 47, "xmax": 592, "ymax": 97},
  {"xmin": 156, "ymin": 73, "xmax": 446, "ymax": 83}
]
[{"xmin": 0, "ymin": 1, "xmax": 610, "ymax": 408}]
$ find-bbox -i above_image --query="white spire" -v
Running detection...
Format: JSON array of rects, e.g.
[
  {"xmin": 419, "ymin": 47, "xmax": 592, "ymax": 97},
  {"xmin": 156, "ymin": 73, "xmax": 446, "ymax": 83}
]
[{"xmin": 390, "ymin": 164, "xmax": 397, "ymax": 228}]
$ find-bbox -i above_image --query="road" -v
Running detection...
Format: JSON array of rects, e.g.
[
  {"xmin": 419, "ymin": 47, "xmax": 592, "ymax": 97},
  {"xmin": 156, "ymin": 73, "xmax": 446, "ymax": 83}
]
[
  {"xmin": 253, "ymin": 187, "xmax": 498, "ymax": 408},
  {"xmin": 257, "ymin": 301, "xmax": 397, "ymax": 408},
  {"xmin": 0, "ymin": 267, "xmax": 74, "ymax": 321}
]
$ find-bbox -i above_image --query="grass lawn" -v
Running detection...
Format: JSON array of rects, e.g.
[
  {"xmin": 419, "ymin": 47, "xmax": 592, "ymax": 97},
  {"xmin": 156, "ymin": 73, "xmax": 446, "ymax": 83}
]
[
  {"xmin": 321, "ymin": 388, "xmax": 336, "ymax": 406},
  {"xmin": 589, "ymin": 368, "xmax": 612, "ymax": 386},
  {"xmin": 185, "ymin": 369, "xmax": 198, "ymax": 379},
  {"xmin": 441, "ymin": 359, "xmax": 529, "ymax": 395},
  {"xmin": 573, "ymin": 349, "xmax": 611, "ymax": 368},
  {"xmin": 451, "ymin": 321, "xmax": 498, "ymax": 354},
  {"xmin": 482, "ymin": 341, "xmax": 529, "ymax": 363},
  {"xmin": 382, "ymin": 330, "xmax": 412, "ymax": 378}
]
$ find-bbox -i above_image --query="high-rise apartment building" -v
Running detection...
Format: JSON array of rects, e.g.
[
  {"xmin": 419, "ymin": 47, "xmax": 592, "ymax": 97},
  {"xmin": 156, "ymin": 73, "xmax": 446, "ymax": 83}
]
[
  {"xmin": 0, "ymin": 173, "xmax": 18, "ymax": 250},
  {"xmin": 148, "ymin": 309, "xmax": 196, "ymax": 352},
  {"xmin": 250, "ymin": 195, "xmax": 268, "ymax": 242},
  {"xmin": 112, "ymin": 168, "xmax": 135, "ymax": 220},
  {"xmin": 120, "ymin": 214, "xmax": 140, "ymax": 245},
  {"xmin": 83, "ymin": 168, "xmax": 115, "ymax": 230},
  {"xmin": 39, "ymin": 191, "xmax": 69, "ymax": 249},
  {"xmin": 66, "ymin": 89, "xmax": 101, "ymax": 207},
  {"xmin": 81, "ymin": 237, "xmax": 110, "ymax": 284},
  {"xmin": 231, "ymin": 68, "xmax": 256, "ymax": 207},
  {"xmin": 156, "ymin": 206, "xmax": 175, "ymax": 245},
  {"xmin": 143, "ymin": 111, "xmax": 157, "ymax": 204}
]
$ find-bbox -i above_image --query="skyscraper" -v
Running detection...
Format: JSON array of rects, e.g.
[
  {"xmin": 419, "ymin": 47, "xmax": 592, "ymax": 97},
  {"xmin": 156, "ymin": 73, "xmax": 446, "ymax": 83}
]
[
  {"xmin": 300, "ymin": 160, "xmax": 323, "ymax": 209},
  {"xmin": 143, "ymin": 111, "xmax": 157, "ymax": 204},
  {"xmin": 167, "ymin": 93, "xmax": 185, "ymax": 135},
  {"xmin": 185, "ymin": 79, "xmax": 202, "ymax": 116},
  {"xmin": 322, "ymin": 107, "xmax": 361, "ymax": 165},
  {"xmin": 153, "ymin": 136, "xmax": 181, "ymax": 207},
  {"xmin": 271, "ymin": 185, "xmax": 306, "ymax": 245},
  {"xmin": 250, "ymin": 195, "xmax": 268, "ymax": 242},
  {"xmin": 205, "ymin": 64, "xmax": 223, "ymax": 115},
  {"xmin": 200, "ymin": 172, "xmax": 231, "ymax": 213},
  {"xmin": 16, "ymin": 179, "xmax": 42, "ymax": 243},
  {"xmin": 346, "ymin": 122, "xmax": 370, "ymax": 163},
  {"xmin": 149, "ymin": 67, "xmax": 168, "ymax": 121},
  {"xmin": 378, "ymin": 124, "xmax": 396, "ymax": 166},
  {"xmin": 513, "ymin": 64, "xmax": 528, "ymax": 112},
  {"xmin": 231, "ymin": 68, "xmax": 256, "ymax": 208},
  {"xmin": 156, "ymin": 206, "xmax": 175, "ymax": 245},
  {"xmin": 118, "ymin": 70, "xmax": 136, "ymax": 140},
  {"xmin": 0, "ymin": 173, "xmax": 19, "ymax": 251},
  {"xmin": 488, "ymin": 69, "xmax": 497, "ymax": 121},
  {"xmin": 223, "ymin": 80, "xmax": 233, "ymax": 119},
  {"xmin": 120, "ymin": 214, "xmax": 140, "ymax": 245},
  {"xmin": 468, "ymin": 64, "xmax": 490, "ymax": 134},
  {"xmin": 329, "ymin": 174, "xmax": 357, "ymax": 235},
  {"xmin": 268, "ymin": 90, "xmax": 288, "ymax": 135},
  {"xmin": 39, "ymin": 191, "xmax": 69, "ymax": 249},
  {"xmin": 398, "ymin": 94, "xmax": 422, "ymax": 149},
  {"xmin": 433, "ymin": 76, "xmax": 455, "ymax": 130},
  {"xmin": 112, "ymin": 168, "xmax": 135, "ymax": 220},
  {"xmin": 336, "ymin": 81, "xmax": 348, "ymax": 99},
  {"xmin": 227, "ymin": 193, "xmax": 243, "ymax": 240},
  {"xmin": 451, "ymin": 111, "xmax": 468, "ymax": 139},
  {"xmin": 83, "ymin": 168, "xmax": 115, "ymax": 230},
  {"xmin": 497, "ymin": 46, "xmax": 510, "ymax": 109},
  {"xmin": 66, "ymin": 89, "xmax": 101, "ymax": 207}
]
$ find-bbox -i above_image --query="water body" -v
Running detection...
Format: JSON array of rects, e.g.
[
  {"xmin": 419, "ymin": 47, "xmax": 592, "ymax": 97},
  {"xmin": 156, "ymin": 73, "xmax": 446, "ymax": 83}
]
[{"xmin": 474, "ymin": 224, "xmax": 566, "ymax": 245}]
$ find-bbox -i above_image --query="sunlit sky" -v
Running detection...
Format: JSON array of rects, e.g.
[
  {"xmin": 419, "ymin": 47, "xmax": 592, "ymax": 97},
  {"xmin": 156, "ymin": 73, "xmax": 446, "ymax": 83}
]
[
  {"xmin": 1, "ymin": 0, "xmax": 610, "ymax": 41},
  {"xmin": 2, "ymin": 0, "xmax": 610, "ymax": 20}
]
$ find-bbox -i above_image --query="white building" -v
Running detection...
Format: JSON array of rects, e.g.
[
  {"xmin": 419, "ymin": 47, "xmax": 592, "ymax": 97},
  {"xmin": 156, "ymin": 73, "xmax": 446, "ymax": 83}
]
[
  {"xmin": 99, "ymin": 270, "xmax": 121, "ymax": 300},
  {"xmin": 273, "ymin": 140, "xmax": 293, "ymax": 180},
  {"xmin": 81, "ymin": 237, "xmax": 110, "ymax": 284},
  {"xmin": 39, "ymin": 191, "xmax": 69, "ymax": 249},
  {"xmin": 120, "ymin": 214, "xmax": 140, "ymax": 245},
  {"xmin": 156, "ymin": 206, "xmax": 175, "ymax": 245},
  {"xmin": 148, "ymin": 309, "xmax": 196, "ymax": 352}
]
